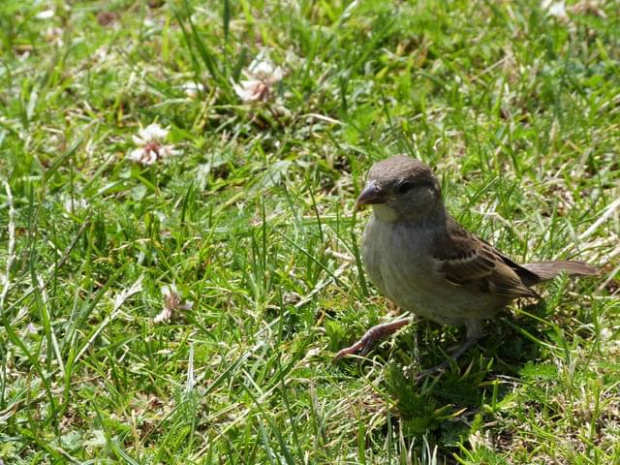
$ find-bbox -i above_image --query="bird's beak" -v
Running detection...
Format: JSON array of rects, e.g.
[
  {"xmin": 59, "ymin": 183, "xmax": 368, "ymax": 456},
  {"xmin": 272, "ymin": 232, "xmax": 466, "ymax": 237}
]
[{"xmin": 356, "ymin": 181, "xmax": 386, "ymax": 209}]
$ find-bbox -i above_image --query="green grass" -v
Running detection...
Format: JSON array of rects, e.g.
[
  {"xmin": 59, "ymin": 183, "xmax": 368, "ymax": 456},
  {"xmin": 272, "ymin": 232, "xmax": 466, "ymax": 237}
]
[{"xmin": 1, "ymin": 0, "xmax": 619, "ymax": 463}]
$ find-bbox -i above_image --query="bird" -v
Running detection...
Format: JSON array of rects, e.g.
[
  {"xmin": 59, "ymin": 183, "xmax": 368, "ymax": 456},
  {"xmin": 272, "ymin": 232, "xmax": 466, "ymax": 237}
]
[{"xmin": 335, "ymin": 155, "xmax": 597, "ymax": 366}]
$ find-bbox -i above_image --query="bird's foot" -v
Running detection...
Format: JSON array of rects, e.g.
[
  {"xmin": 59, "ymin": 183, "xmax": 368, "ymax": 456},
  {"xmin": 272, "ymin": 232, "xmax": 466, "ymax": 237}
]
[
  {"xmin": 334, "ymin": 318, "xmax": 412, "ymax": 361},
  {"xmin": 414, "ymin": 362, "xmax": 449, "ymax": 381},
  {"xmin": 414, "ymin": 333, "xmax": 485, "ymax": 380}
]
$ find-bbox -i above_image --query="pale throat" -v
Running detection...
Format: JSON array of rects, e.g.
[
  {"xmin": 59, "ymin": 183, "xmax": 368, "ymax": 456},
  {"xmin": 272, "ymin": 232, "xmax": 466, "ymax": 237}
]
[
  {"xmin": 371, "ymin": 201, "xmax": 448, "ymax": 227},
  {"xmin": 371, "ymin": 204, "xmax": 403, "ymax": 223}
]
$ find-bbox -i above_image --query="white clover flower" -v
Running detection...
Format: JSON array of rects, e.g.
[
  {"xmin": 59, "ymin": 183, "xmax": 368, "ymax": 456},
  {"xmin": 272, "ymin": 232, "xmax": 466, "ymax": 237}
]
[
  {"xmin": 181, "ymin": 81, "xmax": 205, "ymax": 99},
  {"xmin": 132, "ymin": 123, "xmax": 169, "ymax": 145},
  {"xmin": 128, "ymin": 123, "xmax": 180, "ymax": 165},
  {"xmin": 153, "ymin": 307, "xmax": 173, "ymax": 324},
  {"xmin": 61, "ymin": 194, "xmax": 89, "ymax": 214},
  {"xmin": 542, "ymin": 0, "xmax": 569, "ymax": 20},
  {"xmin": 153, "ymin": 284, "xmax": 194, "ymax": 324},
  {"xmin": 233, "ymin": 53, "xmax": 284, "ymax": 102},
  {"xmin": 36, "ymin": 9, "xmax": 55, "ymax": 20}
]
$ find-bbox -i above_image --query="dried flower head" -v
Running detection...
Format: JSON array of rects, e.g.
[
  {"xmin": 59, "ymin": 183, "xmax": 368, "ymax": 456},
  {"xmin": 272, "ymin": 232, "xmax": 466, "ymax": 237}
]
[
  {"xmin": 567, "ymin": 0, "xmax": 607, "ymax": 18},
  {"xmin": 153, "ymin": 284, "xmax": 194, "ymax": 324}
]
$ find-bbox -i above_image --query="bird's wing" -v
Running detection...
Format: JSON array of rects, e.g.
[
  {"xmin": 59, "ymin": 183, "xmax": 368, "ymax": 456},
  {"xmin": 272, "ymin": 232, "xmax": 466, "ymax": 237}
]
[{"xmin": 433, "ymin": 219, "xmax": 537, "ymax": 298}]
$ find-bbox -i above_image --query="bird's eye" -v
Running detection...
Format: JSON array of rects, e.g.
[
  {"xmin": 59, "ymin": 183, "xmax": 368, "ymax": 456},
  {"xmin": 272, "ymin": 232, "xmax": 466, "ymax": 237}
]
[{"xmin": 397, "ymin": 181, "xmax": 413, "ymax": 194}]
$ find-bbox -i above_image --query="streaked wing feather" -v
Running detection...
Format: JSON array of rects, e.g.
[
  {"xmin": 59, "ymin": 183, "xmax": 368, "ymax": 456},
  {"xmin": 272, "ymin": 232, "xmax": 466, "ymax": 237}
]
[
  {"xmin": 436, "ymin": 243, "xmax": 496, "ymax": 284},
  {"xmin": 435, "ymin": 218, "xmax": 536, "ymax": 299}
]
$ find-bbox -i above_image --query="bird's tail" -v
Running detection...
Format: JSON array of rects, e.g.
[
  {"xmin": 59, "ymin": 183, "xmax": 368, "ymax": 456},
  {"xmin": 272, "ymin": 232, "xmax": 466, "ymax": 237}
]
[{"xmin": 522, "ymin": 260, "xmax": 597, "ymax": 282}]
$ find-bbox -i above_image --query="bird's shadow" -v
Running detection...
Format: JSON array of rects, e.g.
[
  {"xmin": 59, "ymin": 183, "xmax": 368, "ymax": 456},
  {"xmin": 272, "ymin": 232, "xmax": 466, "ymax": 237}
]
[{"xmin": 369, "ymin": 300, "xmax": 551, "ymax": 440}]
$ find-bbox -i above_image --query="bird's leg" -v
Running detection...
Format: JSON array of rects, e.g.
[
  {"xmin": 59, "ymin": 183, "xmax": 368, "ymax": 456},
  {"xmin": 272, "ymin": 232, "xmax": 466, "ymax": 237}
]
[
  {"xmin": 415, "ymin": 321, "xmax": 486, "ymax": 379},
  {"xmin": 451, "ymin": 319, "xmax": 486, "ymax": 360},
  {"xmin": 449, "ymin": 334, "xmax": 484, "ymax": 361},
  {"xmin": 334, "ymin": 317, "xmax": 412, "ymax": 361}
]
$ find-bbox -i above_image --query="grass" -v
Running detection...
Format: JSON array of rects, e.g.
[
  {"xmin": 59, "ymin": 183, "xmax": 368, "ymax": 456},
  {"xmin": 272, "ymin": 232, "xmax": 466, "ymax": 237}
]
[{"xmin": 0, "ymin": 0, "xmax": 618, "ymax": 463}]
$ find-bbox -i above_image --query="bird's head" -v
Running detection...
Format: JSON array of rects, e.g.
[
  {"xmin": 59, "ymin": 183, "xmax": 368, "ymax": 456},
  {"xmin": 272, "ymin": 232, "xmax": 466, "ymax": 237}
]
[{"xmin": 357, "ymin": 156, "xmax": 443, "ymax": 224}]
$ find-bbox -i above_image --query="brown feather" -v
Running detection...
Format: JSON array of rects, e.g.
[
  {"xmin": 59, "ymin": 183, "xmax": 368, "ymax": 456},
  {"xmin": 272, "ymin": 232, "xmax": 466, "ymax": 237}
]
[
  {"xmin": 522, "ymin": 261, "xmax": 598, "ymax": 281},
  {"xmin": 434, "ymin": 217, "xmax": 537, "ymax": 299}
]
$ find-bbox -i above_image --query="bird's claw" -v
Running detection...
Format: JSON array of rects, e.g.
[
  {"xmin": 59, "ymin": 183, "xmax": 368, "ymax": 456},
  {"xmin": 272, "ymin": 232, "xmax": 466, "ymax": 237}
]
[
  {"xmin": 333, "ymin": 339, "xmax": 371, "ymax": 361},
  {"xmin": 334, "ymin": 318, "xmax": 412, "ymax": 361}
]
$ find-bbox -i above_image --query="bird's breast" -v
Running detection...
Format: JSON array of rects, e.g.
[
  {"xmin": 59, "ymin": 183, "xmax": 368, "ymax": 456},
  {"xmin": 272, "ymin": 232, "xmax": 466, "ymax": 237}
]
[
  {"xmin": 361, "ymin": 217, "xmax": 438, "ymax": 304},
  {"xmin": 360, "ymin": 216, "xmax": 501, "ymax": 325}
]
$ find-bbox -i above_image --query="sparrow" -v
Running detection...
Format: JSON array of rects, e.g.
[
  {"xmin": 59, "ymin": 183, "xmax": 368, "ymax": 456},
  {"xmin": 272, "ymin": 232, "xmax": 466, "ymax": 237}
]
[{"xmin": 335, "ymin": 156, "xmax": 597, "ymax": 364}]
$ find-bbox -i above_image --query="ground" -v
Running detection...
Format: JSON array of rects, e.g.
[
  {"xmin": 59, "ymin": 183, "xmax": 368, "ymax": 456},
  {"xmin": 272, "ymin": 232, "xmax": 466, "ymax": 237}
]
[{"xmin": 0, "ymin": 0, "xmax": 619, "ymax": 463}]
